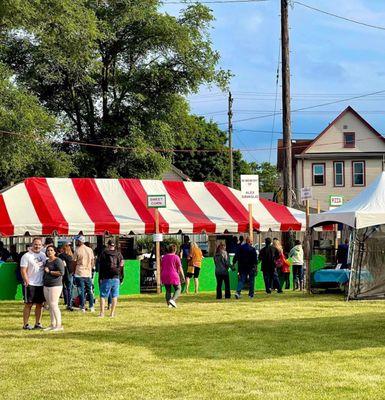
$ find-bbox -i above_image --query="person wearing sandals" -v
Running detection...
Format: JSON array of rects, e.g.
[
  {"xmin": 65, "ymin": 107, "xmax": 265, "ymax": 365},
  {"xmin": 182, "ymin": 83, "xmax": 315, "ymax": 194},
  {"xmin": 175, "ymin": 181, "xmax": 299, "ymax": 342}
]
[
  {"xmin": 161, "ymin": 244, "xmax": 185, "ymax": 308},
  {"xmin": 43, "ymin": 245, "xmax": 65, "ymax": 331},
  {"xmin": 214, "ymin": 243, "xmax": 233, "ymax": 299}
]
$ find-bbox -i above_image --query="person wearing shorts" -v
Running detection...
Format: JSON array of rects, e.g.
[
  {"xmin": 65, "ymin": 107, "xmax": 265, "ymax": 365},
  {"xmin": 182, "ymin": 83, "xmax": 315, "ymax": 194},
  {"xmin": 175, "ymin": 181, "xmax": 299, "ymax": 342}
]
[
  {"xmin": 185, "ymin": 242, "xmax": 203, "ymax": 294},
  {"xmin": 98, "ymin": 240, "xmax": 124, "ymax": 317},
  {"xmin": 20, "ymin": 238, "xmax": 47, "ymax": 330}
]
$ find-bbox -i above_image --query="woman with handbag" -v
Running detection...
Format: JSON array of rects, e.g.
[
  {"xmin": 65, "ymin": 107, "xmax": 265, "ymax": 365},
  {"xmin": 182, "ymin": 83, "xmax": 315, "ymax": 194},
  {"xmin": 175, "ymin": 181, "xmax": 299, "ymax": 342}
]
[
  {"xmin": 272, "ymin": 238, "xmax": 290, "ymax": 290},
  {"xmin": 160, "ymin": 244, "xmax": 185, "ymax": 308},
  {"xmin": 214, "ymin": 243, "xmax": 233, "ymax": 299}
]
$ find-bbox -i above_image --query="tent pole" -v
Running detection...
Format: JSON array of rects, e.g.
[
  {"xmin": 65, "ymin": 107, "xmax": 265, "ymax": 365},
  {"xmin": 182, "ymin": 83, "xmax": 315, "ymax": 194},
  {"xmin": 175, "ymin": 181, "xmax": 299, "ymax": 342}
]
[
  {"xmin": 155, "ymin": 208, "xmax": 161, "ymax": 294},
  {"xmin": 248, "ymin": 204, "xmax": 253, "ymax": 242},
  {"xmin": 306, "ymin": 199, "xmax": 311, "ymax": 294},
  {"xmin": 346, "ymin": 229, "xmax": 356, "ymax": 301}
]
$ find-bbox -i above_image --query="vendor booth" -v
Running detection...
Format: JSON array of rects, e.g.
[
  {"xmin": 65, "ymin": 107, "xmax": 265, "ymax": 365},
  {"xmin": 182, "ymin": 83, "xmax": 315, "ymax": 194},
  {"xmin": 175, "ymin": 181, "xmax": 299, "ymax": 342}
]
[
  {"xmin": 310, "ymin": 172, "xmax": 385, "ymax": 299},
  {"xmin": 0, "ymin": 177, "xmax": 307, "ymax": 300}
]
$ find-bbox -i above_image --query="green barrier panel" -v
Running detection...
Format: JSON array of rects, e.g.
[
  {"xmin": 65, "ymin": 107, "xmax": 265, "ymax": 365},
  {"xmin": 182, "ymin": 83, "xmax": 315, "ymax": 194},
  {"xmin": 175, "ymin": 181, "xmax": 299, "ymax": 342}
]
[
  {"xmin": 310, "ymin": 254, "xmax": 326, "ymax": 272},
  {"xmin": 0, "ymin": 262, "xmax": 21, "ymax": 300},
  {"xmin": 0, "ymin": 260, "xmax": 140, "ymax": 300},
  {"xmin": 94, "ymin": 260, "xmax": 140, "ymax": 296}
]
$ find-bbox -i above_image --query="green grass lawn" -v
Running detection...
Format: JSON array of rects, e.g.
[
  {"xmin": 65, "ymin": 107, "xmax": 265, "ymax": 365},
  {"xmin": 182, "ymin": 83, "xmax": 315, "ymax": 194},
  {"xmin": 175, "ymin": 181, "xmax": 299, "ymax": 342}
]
[{"xmin": 1, "ymin": 291, "xmax": 385, "ymax": 399}]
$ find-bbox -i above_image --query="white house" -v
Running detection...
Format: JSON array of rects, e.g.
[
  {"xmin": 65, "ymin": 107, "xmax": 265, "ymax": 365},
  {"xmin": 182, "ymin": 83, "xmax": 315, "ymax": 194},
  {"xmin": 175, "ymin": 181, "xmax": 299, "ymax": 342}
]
[{"xmin": 278, "ymin": 106, "xmax": 385, "ymax": 210}]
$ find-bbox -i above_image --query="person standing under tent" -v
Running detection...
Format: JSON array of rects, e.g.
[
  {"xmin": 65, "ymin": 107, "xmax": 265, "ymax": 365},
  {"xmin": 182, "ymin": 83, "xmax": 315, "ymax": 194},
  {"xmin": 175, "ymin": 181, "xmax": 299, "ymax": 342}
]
[
  {"xmin": 336, "ymin": 239, "xmax": 349, "ymax": 269},
  {"xmin": 289, "ymin": 240, "xmax": 304, "ymax": 290},
  {"xmin": 259, "ymin": 237, "xmax": 282, "ymax": 294},
  {"xmin": 272, "ymin": 238, "xmax": 290, "ymax": 290},
  {"xmin": 0, "ymin": 241, "xmax": 10, "ymax": 261},
  {"xmin": 20, "ymin": 238, "xmax": 47, "ymax": 330},
  {"xmin": 73, "ymin": 235, "xmax": 95, "ymax": 312},
  {"xmin": 233, "ymin": 237, "xmax": 258, "ymax": 299},
  {"xmin": 43, "ymin": 245, "xmax": 65, "ymax": 331},
  {"xmin": 214, "ymin": 243, "xmax": 233, "ymax": 300},
  {"xmin": 42, "ymin": 237, "xmax": 54, "ymax": 254},
  {"xmin": 59, "ymin": 244, "xmax": 74, "ymax": 311},
  {"xmin": 98, "ymin": 240, "xmax": 124, "ymax": 318},
  {"xmin": 185, "ymin": 242, "xmax": 203, "ymax": 294},
  {"xmin": 161, "ymin": 244, "xmax": 185, "ymax": 308}
]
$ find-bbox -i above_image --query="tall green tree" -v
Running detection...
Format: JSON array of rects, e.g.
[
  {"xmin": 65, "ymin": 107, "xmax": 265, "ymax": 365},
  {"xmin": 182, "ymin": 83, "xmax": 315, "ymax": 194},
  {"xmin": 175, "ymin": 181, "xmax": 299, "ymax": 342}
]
[
  {"xmin": 1, "ymin": 0, "xmax": 229, "ymax": 178},
  {"xmin": 172, "ymin": 115, "xmax": 254, "ymax": 188},
  {"xmin": 0, "ymin": 64, "xmax": 74, "ymax": 187}
]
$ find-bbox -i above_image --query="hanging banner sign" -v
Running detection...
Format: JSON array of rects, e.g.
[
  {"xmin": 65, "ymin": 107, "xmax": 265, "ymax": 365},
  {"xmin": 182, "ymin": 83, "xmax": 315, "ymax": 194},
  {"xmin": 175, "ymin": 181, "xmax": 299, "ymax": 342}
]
[
  {"xmin": 147, "ymin": 195, "xmax": 166, "ymax": 208},
  {"xmin": 241, "ymin": 175, "xmax": 259, "ymax": 201},
  {"xmin": 300, "ymin": 187, "xmax": 312, "ymax": 201},
  {"xmin": 329, "ymin": 195, "xmax": 343, "ymax": 207}
]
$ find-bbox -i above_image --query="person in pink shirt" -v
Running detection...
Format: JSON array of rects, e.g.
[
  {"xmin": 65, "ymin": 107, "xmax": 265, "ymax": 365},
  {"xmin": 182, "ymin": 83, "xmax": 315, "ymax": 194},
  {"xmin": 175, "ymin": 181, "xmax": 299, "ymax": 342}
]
[{"xmin": 161, "ymin": 244, "xmax": 185, "ymax": 308}]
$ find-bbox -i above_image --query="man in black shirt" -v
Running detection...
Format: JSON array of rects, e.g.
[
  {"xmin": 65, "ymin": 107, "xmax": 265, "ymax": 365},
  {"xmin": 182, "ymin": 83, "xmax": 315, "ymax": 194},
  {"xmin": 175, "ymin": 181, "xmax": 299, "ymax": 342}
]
[
  {"xmin": 259, "ymin": 237, "xmax": 282, "ymax": 294},
  {"xmin": 98, "ymin": 239, "xmax": 124, "ymax": 317},
  {"xmin": 233, "ymin": 237, "xmax": 258, "ymax": 299}
]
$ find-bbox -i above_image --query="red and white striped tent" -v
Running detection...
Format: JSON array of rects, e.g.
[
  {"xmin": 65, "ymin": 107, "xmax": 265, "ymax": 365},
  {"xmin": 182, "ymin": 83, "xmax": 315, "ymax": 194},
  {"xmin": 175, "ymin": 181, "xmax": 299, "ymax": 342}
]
[{"xmin": 0, "ymin": 178, "xmax": 306, "ymax": 236}]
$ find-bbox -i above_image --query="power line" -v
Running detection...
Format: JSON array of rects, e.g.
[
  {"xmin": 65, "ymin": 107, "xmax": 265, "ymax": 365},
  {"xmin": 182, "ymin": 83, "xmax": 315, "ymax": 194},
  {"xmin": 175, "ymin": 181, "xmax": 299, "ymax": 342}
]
[
  {"xmin": 218, "ymin": 89, "xmax": 385, "ymax": 125},
  {"xmin": 294, "ymin": 1, "xmax": 385, "ymax": 32}
]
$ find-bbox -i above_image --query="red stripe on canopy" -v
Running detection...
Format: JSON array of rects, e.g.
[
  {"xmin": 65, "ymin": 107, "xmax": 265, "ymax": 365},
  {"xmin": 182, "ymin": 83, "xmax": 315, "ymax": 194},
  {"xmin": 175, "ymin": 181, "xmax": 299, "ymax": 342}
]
[
  {"xmin": 204, "ymin": 182, "xmax": 260, "ymax": 232},
  {"xmin": 163, "ymin": 181, "xmax": 216, "ymax": 233},
  {"xmin": 260, "ymin": 198, "xmax": 301, "ymax": 231},
  {"xmin": 0, "ymin": 195, "xmax": 13, "ymax": 236},
  {"xmin": 25, "ymin": 178, "xmax": 69, "ymax": 235},
  {"xmin": 119, "ymin": 179, "xmax": 169, "ymax": 234},
  {"xmin": 72, "ymin": 179, "xmax": 120, "ymax": 234}
]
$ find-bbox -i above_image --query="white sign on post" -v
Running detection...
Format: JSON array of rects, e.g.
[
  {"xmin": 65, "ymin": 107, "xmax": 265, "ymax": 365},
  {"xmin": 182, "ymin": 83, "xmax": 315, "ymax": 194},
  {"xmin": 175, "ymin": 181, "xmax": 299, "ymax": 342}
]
[
  {"xmin": 241, "ymin": 175, "xmax": 259, "ymax": 201},
  {"xmin": 147, "ymin": 194, "xmax": 166, "ymax": 208},
  {"xmin": 300, "ymin": 187, "xmax": 312, "ymax": 202}
]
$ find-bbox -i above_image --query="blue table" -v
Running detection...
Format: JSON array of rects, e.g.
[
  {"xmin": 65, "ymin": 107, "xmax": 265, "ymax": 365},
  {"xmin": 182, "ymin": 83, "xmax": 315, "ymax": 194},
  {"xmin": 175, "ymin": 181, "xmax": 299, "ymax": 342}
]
[{"xmin": 313, "ymin": 269, "xmax": 350, "ymax": 284}]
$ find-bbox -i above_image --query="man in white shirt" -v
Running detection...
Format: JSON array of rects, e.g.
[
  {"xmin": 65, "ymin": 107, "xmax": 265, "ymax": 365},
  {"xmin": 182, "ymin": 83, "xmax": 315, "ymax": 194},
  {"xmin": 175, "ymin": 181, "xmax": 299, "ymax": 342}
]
[{"xmin": 20, "ymin": 237, "xmax": 47, "ymax": 330}]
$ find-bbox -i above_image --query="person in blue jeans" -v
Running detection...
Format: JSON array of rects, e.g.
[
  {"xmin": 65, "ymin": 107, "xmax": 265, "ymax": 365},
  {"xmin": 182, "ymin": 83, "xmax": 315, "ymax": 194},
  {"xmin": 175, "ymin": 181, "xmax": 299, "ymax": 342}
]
[
  {"xmin": 233, "ymin": 237, "xmax": 258, "ymax": 299},
  {"xmin": 98, "ymin": 239, "xmax": 124, "ymax": 318},
  {"xmin": 73, "ymin": 235, "xmax": 95, "ymax": 312}
]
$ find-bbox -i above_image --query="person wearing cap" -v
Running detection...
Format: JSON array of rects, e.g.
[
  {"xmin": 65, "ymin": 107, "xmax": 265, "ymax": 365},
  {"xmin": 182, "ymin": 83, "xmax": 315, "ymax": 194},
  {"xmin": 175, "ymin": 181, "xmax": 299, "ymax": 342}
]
[
  {"xmin": 98, "ymin": 239, "xmax": 124, "ymax": 317},
  {"xmin": 73, "ymin": 235, "xmax": 95, "ymax": 312}
]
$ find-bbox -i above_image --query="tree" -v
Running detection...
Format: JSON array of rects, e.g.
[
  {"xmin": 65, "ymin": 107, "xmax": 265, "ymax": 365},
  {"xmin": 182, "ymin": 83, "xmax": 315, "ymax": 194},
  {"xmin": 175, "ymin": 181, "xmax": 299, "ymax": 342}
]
[
  {"xmin": 172, "ymin": 115, "xmax": 255, "ymax": 189},
  {"xmin": 247, "ymin": 162, "xmax": 279, "ymax": 193},
  {"xmin": 0, "ymin": 64, "xmax": 74, "ymax": 188},
  {"xmin": 0, "ymin": 0, "xmax": 229, "ymax": 178}
]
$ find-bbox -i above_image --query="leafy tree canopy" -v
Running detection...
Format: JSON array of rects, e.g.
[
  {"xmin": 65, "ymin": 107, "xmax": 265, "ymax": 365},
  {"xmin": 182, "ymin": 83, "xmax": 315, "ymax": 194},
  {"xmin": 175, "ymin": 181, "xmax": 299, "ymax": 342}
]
[
  {"xmin": 0, "ymin": 0, "xmax": 230, "ymax": 178},
  {"xmin": 0, "ymin": 64, "xmax": 74, "ymax": 187}
]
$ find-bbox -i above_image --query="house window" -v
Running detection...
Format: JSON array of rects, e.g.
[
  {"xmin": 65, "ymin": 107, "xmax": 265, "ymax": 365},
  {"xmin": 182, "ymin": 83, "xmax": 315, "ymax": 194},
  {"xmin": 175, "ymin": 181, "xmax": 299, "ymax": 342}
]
[
  {"xmin": 312, "ymin": 163, "xmax": 325, "ymax": 186},
  {"xmin": 352, "ymin": 161, "xmax": 365, "ymax": 186},
  {"xmin": 333, "ymin": 161, "xmax": 344, "ymax": 187},
  {"xmin": 344, "ymin": 132, "xmax": 355, "ymax": 148}
]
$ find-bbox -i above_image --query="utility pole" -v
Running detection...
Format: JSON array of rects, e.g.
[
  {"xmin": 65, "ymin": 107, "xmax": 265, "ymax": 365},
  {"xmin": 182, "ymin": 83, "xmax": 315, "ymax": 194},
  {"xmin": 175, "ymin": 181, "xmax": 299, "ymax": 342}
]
[
  {"xmin": 281, "ymin": 0, "xmax": 292, "ymax": 207},
  {"xmin": 228, "ymin": 91, "xmax": 234, "ymax": 188}
]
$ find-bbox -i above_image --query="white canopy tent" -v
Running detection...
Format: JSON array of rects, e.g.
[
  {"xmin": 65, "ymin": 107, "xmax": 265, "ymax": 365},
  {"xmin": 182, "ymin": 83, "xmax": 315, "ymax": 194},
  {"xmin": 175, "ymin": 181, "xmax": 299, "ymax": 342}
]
[
  {"xmin": 309, "ymin": 172, "xmax": 385, "ymax": 229},
  {"xmin": 309, "ymin": 172, "xmax": 385, "ymax": 300}
]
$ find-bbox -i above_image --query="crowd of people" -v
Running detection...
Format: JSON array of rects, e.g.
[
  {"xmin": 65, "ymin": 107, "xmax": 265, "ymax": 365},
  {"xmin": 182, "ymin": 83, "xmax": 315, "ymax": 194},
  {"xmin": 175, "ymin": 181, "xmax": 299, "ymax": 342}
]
[
  {"xmin": 18, "ymin": 236, "xmax": 124, "ymax": 331},
  {"xmin": 3, "ymin": 234, "xmax": 306, "ymax": 329},
  {"xmin": 160, "ymin": 235, "xmax": 304, "ymax": 307}
]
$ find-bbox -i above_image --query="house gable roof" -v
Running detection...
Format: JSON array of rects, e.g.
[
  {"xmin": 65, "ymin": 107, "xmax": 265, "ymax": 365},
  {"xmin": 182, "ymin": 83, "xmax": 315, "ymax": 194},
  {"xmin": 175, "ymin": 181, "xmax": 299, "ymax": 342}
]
[{"xmin": 300, "ymin": 106, "xmax": 385, "ymax": 154}]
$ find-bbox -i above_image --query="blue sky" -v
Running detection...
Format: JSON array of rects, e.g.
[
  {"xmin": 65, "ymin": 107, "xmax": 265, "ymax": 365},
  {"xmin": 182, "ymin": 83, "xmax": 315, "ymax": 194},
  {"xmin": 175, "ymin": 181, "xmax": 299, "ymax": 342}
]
[{"xmin": 162, "ymin": 0, "xmax": 385, "ymax": 164}]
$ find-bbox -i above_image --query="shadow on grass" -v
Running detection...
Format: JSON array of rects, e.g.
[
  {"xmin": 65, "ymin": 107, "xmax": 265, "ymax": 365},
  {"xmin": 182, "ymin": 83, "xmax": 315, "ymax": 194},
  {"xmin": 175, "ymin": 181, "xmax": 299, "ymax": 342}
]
[{"xmin": 7, "ymin": 311, "xmax": 385, "ymax": 361}]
